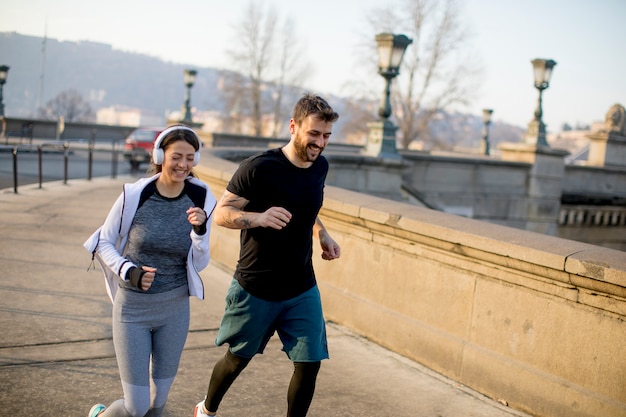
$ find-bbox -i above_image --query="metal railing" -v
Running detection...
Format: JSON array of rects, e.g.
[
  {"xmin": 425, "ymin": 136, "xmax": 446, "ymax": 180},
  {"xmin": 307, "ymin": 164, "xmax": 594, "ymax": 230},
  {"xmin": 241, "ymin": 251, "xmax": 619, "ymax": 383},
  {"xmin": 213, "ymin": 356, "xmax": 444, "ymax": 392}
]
[{"xmin": 1, "ymin": 138, "xmax": 125, "ymax": 194}]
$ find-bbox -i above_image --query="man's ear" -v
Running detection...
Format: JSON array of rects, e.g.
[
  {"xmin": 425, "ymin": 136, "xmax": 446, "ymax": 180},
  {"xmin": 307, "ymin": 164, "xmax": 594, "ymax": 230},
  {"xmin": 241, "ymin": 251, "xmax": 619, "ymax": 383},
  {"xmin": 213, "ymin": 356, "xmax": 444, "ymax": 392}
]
[{"xmin": 289, "ymin": 118, "xmax": 296, "ymax": 134}]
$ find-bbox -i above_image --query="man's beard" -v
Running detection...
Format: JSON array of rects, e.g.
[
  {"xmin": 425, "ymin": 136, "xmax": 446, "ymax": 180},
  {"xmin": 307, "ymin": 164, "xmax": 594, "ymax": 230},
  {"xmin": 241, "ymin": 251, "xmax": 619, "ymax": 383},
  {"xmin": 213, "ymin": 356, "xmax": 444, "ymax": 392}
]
[{"xmin": 294, "ymin": 131, "xmax": 324, "ymax": 163}]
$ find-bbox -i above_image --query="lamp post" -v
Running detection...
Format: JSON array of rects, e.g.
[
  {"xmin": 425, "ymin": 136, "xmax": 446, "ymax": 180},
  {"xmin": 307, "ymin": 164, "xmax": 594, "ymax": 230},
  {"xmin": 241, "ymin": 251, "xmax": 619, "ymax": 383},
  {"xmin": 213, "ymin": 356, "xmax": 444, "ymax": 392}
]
[
  {"xmin": 0, "ymin": 65, "xmax": 9, "ymax": 119},
  {"xmin": 364, "ymin": 33, "xmax": 412, "ymax": 157},
  {"xmin": 181, "ymin": 69, "xmax": 197, "ymax": 125},
  {"xmin": 0, "ymin": 65, "xmax": 9, "ymax": 140},
  {"xmin": 525, "ymin": 58, "xmax": 556, "ymax": 147},
  {"xmin": 481, "ymin": 108, "xmax": 493, "ymax": 155}
]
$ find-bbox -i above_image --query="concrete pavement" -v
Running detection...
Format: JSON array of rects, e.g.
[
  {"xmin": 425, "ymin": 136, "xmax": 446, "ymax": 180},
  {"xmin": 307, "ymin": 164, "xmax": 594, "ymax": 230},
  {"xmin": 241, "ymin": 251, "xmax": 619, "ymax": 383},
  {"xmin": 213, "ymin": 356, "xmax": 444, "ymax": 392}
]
[{"xmin": 0, "ymin": 176, "xmax": 532, "ymax": 417}]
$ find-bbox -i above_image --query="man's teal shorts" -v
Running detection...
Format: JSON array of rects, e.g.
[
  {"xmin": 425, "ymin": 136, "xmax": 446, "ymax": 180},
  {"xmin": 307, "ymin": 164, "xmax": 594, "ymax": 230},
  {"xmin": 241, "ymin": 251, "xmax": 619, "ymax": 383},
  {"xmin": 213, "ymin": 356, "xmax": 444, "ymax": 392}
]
[{"xmin": 215, "ymin": 279, "xmax": 329, "ymax": 362}]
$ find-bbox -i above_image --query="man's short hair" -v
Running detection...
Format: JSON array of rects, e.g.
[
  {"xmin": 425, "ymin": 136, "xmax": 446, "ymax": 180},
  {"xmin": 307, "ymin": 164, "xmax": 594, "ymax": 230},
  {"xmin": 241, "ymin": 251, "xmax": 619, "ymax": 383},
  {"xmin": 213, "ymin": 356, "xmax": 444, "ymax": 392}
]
[{"xmin": 292, "ymin": 94, "xmax": 339, "ymax": 125}]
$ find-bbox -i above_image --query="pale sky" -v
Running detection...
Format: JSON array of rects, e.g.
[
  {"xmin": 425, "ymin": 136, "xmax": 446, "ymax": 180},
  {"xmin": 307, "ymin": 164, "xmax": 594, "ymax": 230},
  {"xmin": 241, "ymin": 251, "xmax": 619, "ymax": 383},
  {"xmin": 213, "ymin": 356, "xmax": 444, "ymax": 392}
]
[{"xmin": 1, "ymin": 0, "xmax": 625, "ymax": 130}]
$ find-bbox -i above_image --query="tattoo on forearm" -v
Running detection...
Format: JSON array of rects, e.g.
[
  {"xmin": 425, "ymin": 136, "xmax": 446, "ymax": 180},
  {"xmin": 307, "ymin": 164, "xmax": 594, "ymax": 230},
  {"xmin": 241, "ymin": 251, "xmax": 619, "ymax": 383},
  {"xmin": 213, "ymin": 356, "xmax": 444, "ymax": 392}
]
[
  {"xmin": 223, "ymin": 211, "xmax": 252, "ymax": 229},
  {"xmin": 237, "ymin": 217, "xmax": 252, "ymax": 228},
  {"xmin": 224, "ymin": 195, "xmax": 244, "ymax": 205},
  {"xmin": 219, "ymin": 193, "xmax": 252, "ymax": 228},
  {"xmin": 222, "ymin": 213, "xmax": 236, "ymax": 227}
]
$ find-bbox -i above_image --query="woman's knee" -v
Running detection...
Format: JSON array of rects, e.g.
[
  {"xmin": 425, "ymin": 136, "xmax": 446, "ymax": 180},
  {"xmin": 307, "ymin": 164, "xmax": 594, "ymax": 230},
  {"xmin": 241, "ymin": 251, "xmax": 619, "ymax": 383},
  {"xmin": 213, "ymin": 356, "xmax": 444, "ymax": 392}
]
[
  {"xmin": 151, "ymin": 377, "xmax": 175, "ymax": 409},
  {"xmin": 121, "ymin": 382, "xmax": 151, "ymax": 417}
]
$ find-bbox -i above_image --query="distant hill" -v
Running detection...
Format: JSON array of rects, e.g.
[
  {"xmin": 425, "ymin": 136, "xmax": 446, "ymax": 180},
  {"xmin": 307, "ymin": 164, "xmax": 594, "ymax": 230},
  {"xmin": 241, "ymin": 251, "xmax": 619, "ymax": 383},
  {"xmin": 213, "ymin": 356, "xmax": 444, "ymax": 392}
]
[
  {"xmin": 0, "ymin": 31, "xmax": 525, "ymax": 149},
  {"xmin": 0, "ymin": 32, "xmax": 223, "ymax": 118}
]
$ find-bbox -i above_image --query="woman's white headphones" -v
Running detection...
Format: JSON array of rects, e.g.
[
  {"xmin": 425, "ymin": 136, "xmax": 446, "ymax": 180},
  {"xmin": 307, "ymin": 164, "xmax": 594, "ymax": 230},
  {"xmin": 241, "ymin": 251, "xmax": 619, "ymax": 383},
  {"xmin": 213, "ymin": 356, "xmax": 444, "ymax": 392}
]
[{"xmin": 152, "ymin": 125, "xmax": 202, "ymax": 166}]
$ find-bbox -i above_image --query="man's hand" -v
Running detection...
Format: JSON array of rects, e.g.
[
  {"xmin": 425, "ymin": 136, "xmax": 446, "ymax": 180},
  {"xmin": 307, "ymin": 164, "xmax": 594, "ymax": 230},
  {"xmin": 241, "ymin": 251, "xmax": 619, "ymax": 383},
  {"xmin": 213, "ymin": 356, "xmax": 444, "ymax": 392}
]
[
  {"xmin": 320, "ymin": 233, "xmax": 340, "ymax": 261},
  {"xmin": 215, "ymin": 190, "xmax": 292, "ymax": 230},
  {"xmin": 258, "ymin": 206, "xmax": 292, "ymax": 230}
]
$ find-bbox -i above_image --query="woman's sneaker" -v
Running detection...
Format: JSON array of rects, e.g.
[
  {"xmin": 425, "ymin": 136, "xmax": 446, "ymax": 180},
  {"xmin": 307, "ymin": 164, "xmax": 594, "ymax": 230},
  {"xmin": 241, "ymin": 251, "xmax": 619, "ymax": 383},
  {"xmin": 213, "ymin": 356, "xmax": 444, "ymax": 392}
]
[
  {"xmin": 88, "ymin": 404, "xmax": 106, "ymax": 416},
  {"xmin": 193, "ymin": 400, "xmax": 210, "ymax": 417}
]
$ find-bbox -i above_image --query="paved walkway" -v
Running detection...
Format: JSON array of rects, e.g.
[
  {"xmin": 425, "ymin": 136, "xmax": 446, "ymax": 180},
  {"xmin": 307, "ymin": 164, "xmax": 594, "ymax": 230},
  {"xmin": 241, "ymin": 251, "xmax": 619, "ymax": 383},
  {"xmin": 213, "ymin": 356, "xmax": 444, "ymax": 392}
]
[{"xmin": 0, "ymin": 176, "xmax": 532, "ymax": 417}]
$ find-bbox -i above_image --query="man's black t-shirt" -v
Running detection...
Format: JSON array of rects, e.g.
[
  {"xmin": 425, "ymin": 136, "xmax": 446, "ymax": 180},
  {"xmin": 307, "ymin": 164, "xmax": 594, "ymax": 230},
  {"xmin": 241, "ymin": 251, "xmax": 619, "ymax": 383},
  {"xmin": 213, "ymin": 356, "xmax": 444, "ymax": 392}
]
[{"xmin": 227, "ymin": 148, "xmax": 328, "ymax": 301}]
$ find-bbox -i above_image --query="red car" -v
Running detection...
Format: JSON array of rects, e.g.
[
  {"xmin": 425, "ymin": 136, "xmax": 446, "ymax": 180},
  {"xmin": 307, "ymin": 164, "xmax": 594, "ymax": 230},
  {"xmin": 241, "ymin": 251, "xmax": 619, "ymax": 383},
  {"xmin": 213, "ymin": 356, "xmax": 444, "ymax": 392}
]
[{"xmin": 122, "ymin": 127, "xmax": 163, "ymax": 169}]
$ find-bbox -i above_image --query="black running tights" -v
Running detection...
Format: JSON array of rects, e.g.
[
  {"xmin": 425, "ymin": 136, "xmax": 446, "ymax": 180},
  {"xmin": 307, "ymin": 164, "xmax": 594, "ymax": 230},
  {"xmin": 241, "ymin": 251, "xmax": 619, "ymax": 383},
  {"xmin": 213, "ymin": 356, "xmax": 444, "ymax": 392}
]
[
  {"xmin": 287, "ymin": 360, "xmax": 321, "ymax": 417},
  {"xmin": 205, "ymin": 350, "xmax": 321, "ymax": 417}
]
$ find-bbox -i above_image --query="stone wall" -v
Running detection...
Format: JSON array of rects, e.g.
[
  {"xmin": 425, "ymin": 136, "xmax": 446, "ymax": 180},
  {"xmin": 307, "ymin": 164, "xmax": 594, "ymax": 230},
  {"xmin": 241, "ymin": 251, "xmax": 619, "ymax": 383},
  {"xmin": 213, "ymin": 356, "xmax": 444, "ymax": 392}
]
[
  {"xmin": 399, "ymin": 151, "xmax": 530, "ymax": 225},
  {"xmin": 196, "ymin": 151, "xmax": 626, "ymax": 417},
  {"xmin": 2, "ymin": 117, "xmax": 134, "ymax": 142},
  {"xmin": 397, "ymin": 149, "xmax": 625, "ymax": 248},
  {"xmin": 563, "ymin": 164, "xmax": 626, "ymax": 201}
]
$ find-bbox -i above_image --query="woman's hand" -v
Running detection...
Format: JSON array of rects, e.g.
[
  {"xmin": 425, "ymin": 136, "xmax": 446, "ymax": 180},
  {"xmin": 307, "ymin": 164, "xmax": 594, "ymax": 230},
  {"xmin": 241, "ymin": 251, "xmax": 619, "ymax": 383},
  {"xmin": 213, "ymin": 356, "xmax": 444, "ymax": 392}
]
[
  {"xmin": 186, "ymin": 207, "xmax": 207, "ymax": 226},
  {"xmin": 139, "ymin": 266, "xmax": 156, "ymax": 291}
]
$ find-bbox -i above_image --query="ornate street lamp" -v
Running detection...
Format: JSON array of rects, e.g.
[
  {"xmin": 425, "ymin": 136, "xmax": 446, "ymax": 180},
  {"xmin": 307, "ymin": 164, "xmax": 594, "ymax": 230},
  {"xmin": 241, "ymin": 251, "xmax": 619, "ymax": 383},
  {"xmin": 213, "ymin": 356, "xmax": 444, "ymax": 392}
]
[
  {"xmin": 365, "ymin": 33, "xmax": 412, "ymax": 157},
  {"xmin": 481, "ymin": 108, "xmax": 493, "ymax": 155},
  {"xmin": 0, "ymin": 65, "xmax": 9, "ymax": 118},
  {"xmin": 525, "ymin": 58, "xmax": 556, "ymax": 147},
  {"xmin": 376, "ymin": 33, "xmax": 412, "ymax": 119},
  {"xmin": 182, "ymin": 69, "xmax": 197, "ymax": 125}
]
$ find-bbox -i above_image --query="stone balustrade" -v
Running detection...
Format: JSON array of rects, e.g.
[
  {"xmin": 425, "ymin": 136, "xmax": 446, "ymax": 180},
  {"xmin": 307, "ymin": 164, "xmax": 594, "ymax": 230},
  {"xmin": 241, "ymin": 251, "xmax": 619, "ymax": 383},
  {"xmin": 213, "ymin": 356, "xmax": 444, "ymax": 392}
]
[
  {"xmin": 196, "ymin": 151, "xmax": 626, "ymax": 417},
  {"xmin": 560, "ymin": 205, "xmax": 626, "ymax": 226}
]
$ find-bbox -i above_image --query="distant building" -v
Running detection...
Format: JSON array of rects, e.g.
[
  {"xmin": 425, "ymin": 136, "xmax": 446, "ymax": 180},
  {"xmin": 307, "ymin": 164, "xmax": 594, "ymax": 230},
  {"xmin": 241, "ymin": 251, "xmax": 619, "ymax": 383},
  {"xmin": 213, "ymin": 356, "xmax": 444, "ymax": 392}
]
[{"xmin": 96, "ymin": 105, "xmax": 163, "ymax": 127}]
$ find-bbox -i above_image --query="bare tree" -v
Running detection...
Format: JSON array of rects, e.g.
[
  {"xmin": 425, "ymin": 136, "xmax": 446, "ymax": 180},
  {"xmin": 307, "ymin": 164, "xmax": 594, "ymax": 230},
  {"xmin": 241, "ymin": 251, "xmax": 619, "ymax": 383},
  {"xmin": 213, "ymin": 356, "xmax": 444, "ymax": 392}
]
[
  {"xmin": 365, "ymin": 0, "xmax": 482, "ymax": 150},
  {"xmin": 337, "ymin": 96, "xmax": 377, "ymax": 145},
  {"xmin": 38, "ymin": 89, "xmax": 94, "ymax": 122},
  {"xmin": 270, "ymin": 18, "xmax": 309, "ymax": 138},
  {"xmin": 227, "ymin": 1, "xmax": 276, "ymax": 136},
  {"xmin": 225, "ymin": 1, "xmax": 309, "ymax": 137},
  {"xmin": 217, "ymin": 71, "xmax": 251, "ymax": 134}
]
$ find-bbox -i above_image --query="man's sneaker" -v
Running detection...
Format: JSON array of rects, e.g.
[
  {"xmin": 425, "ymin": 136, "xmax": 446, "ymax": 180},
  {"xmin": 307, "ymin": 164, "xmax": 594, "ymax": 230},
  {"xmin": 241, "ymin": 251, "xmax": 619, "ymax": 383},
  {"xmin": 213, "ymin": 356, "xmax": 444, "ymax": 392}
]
[
  {"xmin": 193, "ymin": 400, "xmax": 210, "ymax": 417},
  {"xmin": 88, "ymin": 404, "xmax": 106, "ymax": 417}
]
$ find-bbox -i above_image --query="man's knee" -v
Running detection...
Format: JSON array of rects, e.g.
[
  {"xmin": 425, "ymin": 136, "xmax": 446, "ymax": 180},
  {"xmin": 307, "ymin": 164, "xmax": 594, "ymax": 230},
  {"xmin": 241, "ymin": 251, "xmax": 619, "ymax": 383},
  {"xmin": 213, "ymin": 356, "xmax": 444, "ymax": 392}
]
[
  {"xmin": 293, "ymin": 361, "xmax": 321, "ymax": 381},
  {"xmin": 225, "ymin": 349, "xmax": 251, "ymax": 372}
]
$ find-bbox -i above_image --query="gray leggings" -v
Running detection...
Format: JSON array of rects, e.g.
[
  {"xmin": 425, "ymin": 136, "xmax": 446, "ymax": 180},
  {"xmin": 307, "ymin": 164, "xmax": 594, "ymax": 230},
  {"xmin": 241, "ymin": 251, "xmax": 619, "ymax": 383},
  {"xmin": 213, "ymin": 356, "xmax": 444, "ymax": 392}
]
[{"xmin": 101, "ymin": 285, "xmax": 190, "ymax": 417}]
